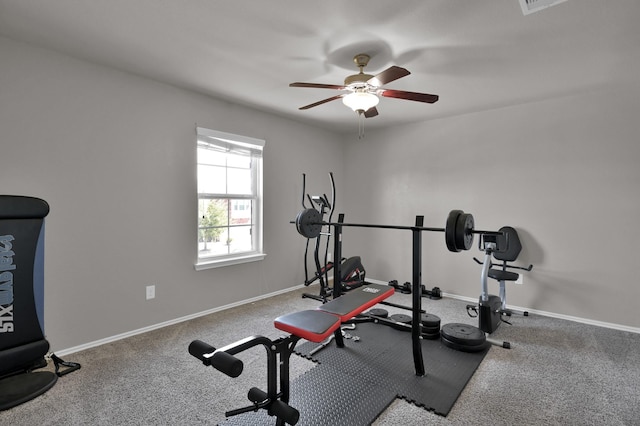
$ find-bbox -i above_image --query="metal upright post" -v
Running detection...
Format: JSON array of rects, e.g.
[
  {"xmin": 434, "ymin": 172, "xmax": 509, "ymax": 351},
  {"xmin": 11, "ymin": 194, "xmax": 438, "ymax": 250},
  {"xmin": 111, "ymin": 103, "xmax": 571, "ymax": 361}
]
[
  {"xmin": 332, "ymin": 213, "xmax": 345, "ymax": 348},
  {"xmin": 412, "ymin": 215, "xmax": 426, "ymax": 376}
]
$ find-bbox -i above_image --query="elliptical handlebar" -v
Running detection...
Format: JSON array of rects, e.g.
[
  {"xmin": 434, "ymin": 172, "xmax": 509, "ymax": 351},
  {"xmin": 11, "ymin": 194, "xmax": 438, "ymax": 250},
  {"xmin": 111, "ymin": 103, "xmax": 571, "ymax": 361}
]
[
  {"xmin": 301, "ymin": 173, "xmax": 308, "ymax": 209},
  {"xmin": 327, "ymin": 172, "xmax": 336, "ymax": 225}
]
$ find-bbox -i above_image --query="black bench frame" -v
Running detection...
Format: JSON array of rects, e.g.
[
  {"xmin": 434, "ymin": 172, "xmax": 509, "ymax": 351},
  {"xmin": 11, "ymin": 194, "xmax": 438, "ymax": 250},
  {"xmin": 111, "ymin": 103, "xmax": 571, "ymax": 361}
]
[{"xmin": 189, "ymin": 214, "xmax": 430, "ymax": 425}]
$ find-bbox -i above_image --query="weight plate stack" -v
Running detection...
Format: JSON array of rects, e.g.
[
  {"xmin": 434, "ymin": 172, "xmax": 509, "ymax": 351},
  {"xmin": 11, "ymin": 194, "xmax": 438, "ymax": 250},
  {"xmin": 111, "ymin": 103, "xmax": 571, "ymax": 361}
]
[
  {"xmin": 440, "ymin": 323, "xmax": 489, "ymax": 353},
  {"xmin": 420, "ymin": 313, "xmax": 441, "ymax": 340}
]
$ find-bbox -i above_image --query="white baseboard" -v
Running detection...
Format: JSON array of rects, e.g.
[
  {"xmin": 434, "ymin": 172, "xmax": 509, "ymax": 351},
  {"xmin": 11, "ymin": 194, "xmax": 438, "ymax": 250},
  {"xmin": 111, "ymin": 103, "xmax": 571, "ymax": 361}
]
[
  {"xmin": 52, "ymin": 278, "xmax": 639, "ymax": 357},
  {"xmin": 443, "ymin": 292, "xmax": 640, "ymax": 334},
  {"xmin": 51, "ymin": 284, "xmax": 306, "ymax": 357},
  {"xmin": 370, "ymin": 277, "xmax": 640, "ymax": 334},
  {"xmin": 373, "ymin": 278, "xmax": 639, "ymax": 334}
]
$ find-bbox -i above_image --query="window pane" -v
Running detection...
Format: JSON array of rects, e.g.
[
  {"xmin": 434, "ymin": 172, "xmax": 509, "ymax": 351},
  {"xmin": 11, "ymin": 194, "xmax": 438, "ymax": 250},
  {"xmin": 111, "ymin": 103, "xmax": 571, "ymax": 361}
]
[
  {"xmin": 230, "ymin": 199, "xmax": 252, "ymax": 225},
  {"xmin": 229, "ymin": 225, "xmax": 252, "ymax": 253},
  {"xmin": 227, "ymin": 152, "xmax": 251, "ymax": 168},
  {"xmin": 198, "ymin": 198, "xmax": 229, "ymax": 252},
  {"xmin": 199, "ymin": 227, "xmax": 229, "ymax": 256},
  {"xmin": 197, "ymin": 164, "xmax": 226, "ymax": 194},
  {"xmin": 198, "ymin": 147, "xmax": 226, "ymax": 166},
  {"xmin": 227, "ymin": 167, "xmax": 252, "ymax": 195},
  {"xmin": 198, "ymin": 197, "xmax": 229, "ymax": 256}
]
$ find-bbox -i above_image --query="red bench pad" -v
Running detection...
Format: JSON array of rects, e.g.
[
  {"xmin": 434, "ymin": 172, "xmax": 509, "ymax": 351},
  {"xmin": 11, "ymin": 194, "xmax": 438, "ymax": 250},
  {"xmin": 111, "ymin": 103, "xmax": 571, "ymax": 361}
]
[
  {"xmin": 317, "ymin": 284, "xmax": 395, "ymax": 322},
  {"xmin": 274, "ymin": 310, "xmax": 341, "ymax": 343}
]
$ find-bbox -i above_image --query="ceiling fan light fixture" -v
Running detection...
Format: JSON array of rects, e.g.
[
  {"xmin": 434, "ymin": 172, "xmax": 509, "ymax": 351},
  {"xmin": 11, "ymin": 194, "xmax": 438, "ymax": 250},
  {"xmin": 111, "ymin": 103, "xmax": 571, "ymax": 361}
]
[{"xmin": 342, "ymin": 91, "xmax": 379, "ymax": 112}]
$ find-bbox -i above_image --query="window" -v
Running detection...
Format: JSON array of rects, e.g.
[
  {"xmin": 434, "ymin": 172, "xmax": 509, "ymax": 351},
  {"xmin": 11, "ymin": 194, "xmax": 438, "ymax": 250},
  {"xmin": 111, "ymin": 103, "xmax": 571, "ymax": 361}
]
[{"xmin": 195, "ymin": 127, "xmax": 265, "ymax": 270}]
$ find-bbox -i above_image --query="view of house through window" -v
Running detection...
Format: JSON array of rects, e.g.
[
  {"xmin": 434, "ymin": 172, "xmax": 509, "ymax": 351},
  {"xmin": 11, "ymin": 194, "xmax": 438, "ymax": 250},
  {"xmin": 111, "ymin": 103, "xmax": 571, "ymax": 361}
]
[{"xmin": 196, "ymin": 127, "xmax": 265, "ymax": 268}]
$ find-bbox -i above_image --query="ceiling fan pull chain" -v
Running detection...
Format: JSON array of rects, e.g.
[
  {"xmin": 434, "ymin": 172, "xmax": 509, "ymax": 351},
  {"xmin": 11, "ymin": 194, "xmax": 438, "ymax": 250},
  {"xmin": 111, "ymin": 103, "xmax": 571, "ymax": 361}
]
[{"xmin": 358, "ymin": 111, "xmax": 365, "ymax": 139}]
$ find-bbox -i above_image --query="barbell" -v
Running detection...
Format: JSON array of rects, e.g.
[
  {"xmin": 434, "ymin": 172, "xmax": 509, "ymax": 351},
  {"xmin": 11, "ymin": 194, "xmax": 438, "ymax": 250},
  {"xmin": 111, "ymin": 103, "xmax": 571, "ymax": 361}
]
[{"xmin": 294, "ymin": 208, "xmax": 496, "ymax": 252}]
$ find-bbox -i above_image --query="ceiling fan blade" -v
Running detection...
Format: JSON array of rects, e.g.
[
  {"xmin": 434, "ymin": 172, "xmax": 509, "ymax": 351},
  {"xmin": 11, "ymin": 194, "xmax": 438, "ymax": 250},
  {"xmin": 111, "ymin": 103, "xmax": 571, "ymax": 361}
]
[
  {"xmin": 368, "ymin": 66, "xmax": 410, "ymax": 87},
  {"xmin": 299, "ymin": 94, "xmax": 345, "ymax": 110},
  {"xmin": 380, "ymin": 89, "xmax": 439, "ymax": 103},
  {"xmin": 290, "ymin": 82, "xmax": 346, "ymax": 90},
  {"xmin": 364, "ymin": 107, "xmax": 379, "ymax": 118}
]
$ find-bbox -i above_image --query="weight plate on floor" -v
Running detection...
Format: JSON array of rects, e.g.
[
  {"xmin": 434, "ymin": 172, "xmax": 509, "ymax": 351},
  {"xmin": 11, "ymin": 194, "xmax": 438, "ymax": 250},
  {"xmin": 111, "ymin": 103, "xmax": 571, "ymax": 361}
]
[
  {"xmin": 367, "ymin": 308, "xmax": 389, "ymax": 318},
  {"xmin": 389, "ymin": 314, "xmax": 412, "ymax": 324},
  {"xmin": 388, "ymin": 314, "xmax": 412, "ymax": 331},
  {"xmin": 421, "ymin": 330, "xmax": 441, "ymax": 340},
  {"xmin": 421, "ymin": 313, "xmax": 441, "ymax": 328},
  {"xmin": 441, "ymin": 334, "xmax": 489, "ymax": 353},
  {"xmin": 421, "ymin": 324, "xmax": 440, "ymax": 334},
  {"xmin": 445, "ymin": 210, "xmax": 463, "ymax": 252},
  {"xmin": 440, "ymin": 323, "xmax": 486, "ymax": 347}
]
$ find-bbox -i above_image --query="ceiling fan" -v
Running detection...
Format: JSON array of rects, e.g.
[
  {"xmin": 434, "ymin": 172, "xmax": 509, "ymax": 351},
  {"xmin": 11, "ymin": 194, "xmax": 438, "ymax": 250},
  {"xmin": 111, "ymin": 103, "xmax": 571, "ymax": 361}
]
[{"xmin": 290, "ymin": 53, "xmax": 439, "ymax": 118}]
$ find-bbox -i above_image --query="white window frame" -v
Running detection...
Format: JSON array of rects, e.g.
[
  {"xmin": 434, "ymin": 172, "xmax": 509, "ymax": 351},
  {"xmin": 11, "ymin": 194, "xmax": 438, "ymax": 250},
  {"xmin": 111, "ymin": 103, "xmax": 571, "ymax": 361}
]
[{"xmin": 195, "ymin": 127, "xmax": 266, "ymax": 270}]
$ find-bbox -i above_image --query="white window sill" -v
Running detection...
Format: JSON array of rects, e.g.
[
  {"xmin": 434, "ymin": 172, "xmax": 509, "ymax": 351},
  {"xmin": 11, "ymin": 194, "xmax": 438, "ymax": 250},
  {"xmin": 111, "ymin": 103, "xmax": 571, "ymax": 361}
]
[{"xmin": 195, "ymin": 253, "xmax": 266, "ymax": 271}]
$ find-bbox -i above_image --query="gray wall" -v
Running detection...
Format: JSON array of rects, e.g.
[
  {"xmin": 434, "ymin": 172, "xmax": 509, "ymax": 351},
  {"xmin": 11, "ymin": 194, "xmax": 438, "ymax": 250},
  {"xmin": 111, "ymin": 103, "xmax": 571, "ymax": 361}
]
[
  {"xmin": 2, "ymin": 33, "xmax": 638, "ymax": 355},
  {"xmin": 342, "ymin": 86, "xmax": 640, "ymax": 329},
  {"xmin": 0, "ymin": 36, "xmax": 344, "ymax": 351}
]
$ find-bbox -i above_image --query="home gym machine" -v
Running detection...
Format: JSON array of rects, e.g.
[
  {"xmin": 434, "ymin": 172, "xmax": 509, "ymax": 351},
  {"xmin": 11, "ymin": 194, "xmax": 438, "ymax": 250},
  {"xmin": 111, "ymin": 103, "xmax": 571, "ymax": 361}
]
[
  {"xmin": 298, "ymin": 173, "xmax": 365, "ymax": 302},
  {"xmin": 189, "ymin": 208, "xmax": 506, "ymax": 424},
  {"xmin": 294, "ymin": 207, "xmax": 505, "ymax": 374},
  {"xmin": 466, "ymin": 226, "xmax": 533, "ymax": 348}
]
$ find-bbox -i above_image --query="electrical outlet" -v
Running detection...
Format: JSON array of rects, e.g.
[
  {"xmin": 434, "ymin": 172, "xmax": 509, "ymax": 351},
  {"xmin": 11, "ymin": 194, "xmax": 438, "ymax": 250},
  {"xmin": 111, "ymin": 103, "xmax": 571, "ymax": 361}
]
[
  {"xmin": 515, "ymin": 274, "xmax": 523, "ymax": 285},
  {"xmin": 146, "ymin": 285, "xmax": 156, "ymax": 300}
]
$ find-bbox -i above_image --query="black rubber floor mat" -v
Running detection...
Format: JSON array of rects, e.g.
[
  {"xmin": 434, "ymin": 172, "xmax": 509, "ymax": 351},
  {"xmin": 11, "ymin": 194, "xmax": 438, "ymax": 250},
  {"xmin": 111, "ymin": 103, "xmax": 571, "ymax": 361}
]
[{"xmin": 222, "ymin": 322, "xmax": 489, "ymax": 425}]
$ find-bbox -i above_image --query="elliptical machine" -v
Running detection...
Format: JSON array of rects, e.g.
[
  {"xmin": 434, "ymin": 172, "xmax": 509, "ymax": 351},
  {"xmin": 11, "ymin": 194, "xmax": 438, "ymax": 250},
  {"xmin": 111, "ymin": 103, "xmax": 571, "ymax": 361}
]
[
  {"xmin": 299, "ymin": 173, "xmax": 365, "ymax": 303},
  {"xmin": 466, "ymin": 226, "xmax": 533, "ymax": 347}
]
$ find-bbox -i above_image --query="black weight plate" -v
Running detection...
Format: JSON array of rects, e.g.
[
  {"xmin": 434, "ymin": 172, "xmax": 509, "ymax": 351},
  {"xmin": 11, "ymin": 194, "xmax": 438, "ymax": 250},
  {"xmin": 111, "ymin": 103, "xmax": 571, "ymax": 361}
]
[
  {"xmin": 421, "ymin": 330, "xmax": 441, "ymax": 340},
  {"xmin": 463, "ymin": 213, "xmax": 475, "ymax": 250},
  {"xmin": 296, "ymin": 208, "xmax": 322, "ymax": 238},
  {"xmin": 455, "ymin": 213, "xmax": 474, "ymax": 251},
  {"xmin": 295, "ymin": 209, "xmax": 304, "ymax": 234},
  {"xmin": 421, "ymin": 325, "xmax": 440, "ymax": 334},
  {"xmin": 421, "ymin": 313, "xmax": 441, "ymax": 328},
  {"xmin": 441, "ymin": 334, "xmax": 489, "ymax": 353},
  {"xmin": 445, "ymin": 210, "xmax": 463, "ymax": 252},
  {"xmin": 295, "ymin": 209, "xmax": 307, "ymax": 235},
  {"xmin": 387, "ymin": 314, "xmax": 412, "ymax": 331},
  {"xmin": 441, "ymin": 323, "xmax": 486, "ymax": 347},
  {"xmin": 389, "ymin": 314, "xmax": 412, "ymax": 324},
  {"xmin": 421, "ymin": 321, "xmax": 440, "ymax": 330},
  {"xmin": 367, "ymin": 308, "xmax": 389, "ymax": 318}
]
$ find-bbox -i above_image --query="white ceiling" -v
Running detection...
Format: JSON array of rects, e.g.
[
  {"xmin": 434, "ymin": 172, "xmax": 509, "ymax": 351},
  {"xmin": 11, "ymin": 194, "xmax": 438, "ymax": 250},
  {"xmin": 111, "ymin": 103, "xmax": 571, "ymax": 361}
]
[{"xmin": 1, "ymin": 0, "xmax": 639, "ymax": 133}]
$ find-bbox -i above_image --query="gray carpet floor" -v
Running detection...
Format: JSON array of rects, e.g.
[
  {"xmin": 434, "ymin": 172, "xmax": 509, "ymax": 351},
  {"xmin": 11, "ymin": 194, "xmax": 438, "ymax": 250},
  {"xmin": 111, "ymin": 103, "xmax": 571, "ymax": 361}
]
[{"xmin": 2, "ymin": 287, "xmax": 639, "ymax": 425}]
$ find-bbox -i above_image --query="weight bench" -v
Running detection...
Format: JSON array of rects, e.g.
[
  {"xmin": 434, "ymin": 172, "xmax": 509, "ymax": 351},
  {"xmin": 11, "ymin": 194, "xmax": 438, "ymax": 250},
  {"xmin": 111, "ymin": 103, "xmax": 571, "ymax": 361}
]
[
  {"xmin": 189, "ymin": 283, "xmax": 395, "ymax": 425},
  {"xmin": 275, "ymin": 284, "xmax": 394, "ymax": 343}
]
